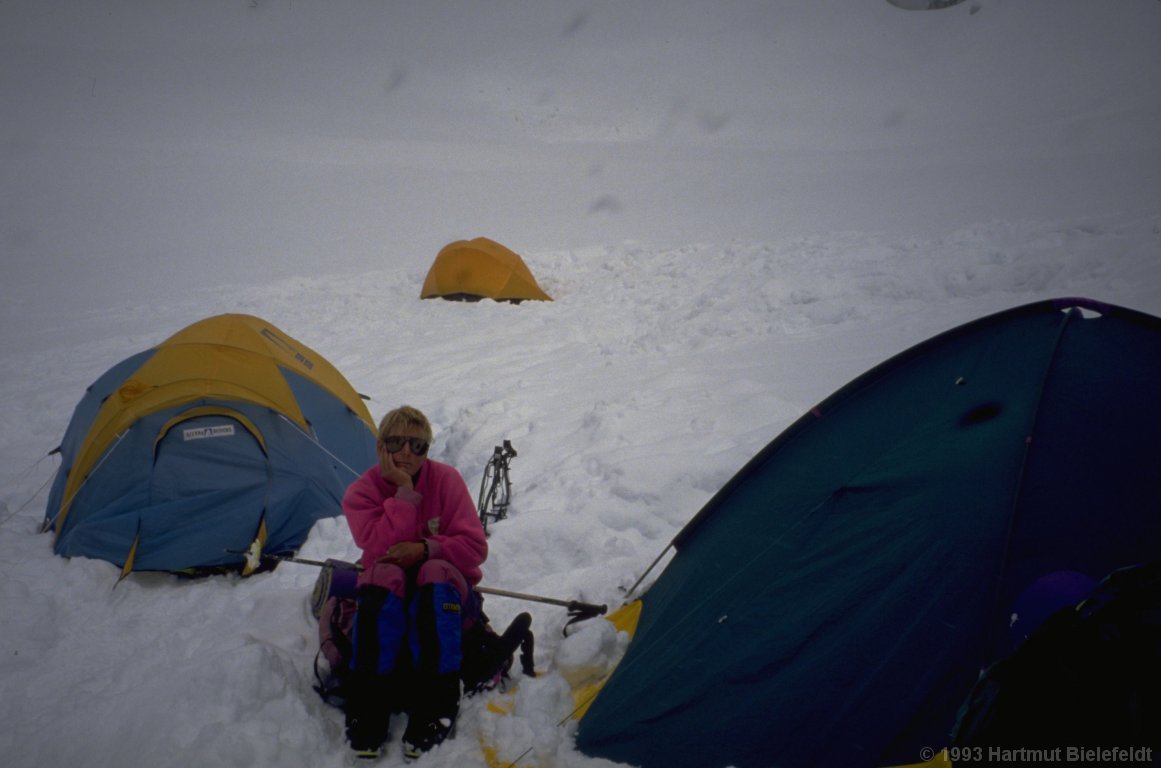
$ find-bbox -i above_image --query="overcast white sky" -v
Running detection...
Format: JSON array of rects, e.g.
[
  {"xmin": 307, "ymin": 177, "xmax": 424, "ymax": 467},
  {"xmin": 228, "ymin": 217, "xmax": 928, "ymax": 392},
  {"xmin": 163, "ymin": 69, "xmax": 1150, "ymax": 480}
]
[{"xmin": 3, "ymin": 0, "xmax": 1159, "ymax": 347}]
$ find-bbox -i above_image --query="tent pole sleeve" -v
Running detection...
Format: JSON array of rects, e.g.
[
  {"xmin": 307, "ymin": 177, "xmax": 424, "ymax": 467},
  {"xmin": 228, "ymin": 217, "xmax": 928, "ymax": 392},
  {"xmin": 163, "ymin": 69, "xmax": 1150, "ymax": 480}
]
[
  {"xmin": 50, "ymin": 430, "xmax": 130, "ymax": 538},
  {"xmin": 985, "ymin": 307, "xmax": 1077, "ymax": 655},
  {"xmin": 274, "ymin": 413, "xmax": 364, "ymax": 481}
]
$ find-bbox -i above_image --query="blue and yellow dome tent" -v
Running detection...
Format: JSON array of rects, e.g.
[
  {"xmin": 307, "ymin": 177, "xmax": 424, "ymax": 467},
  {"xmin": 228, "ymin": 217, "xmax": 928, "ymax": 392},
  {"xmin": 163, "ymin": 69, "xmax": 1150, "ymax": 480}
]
[
  {"xmin": 43, "ymin": 314, "xmax": 377, "ymax": 576},
  {"xmin": 575, "ymin": 298, "xmax": 1161, "ymax": 768}
]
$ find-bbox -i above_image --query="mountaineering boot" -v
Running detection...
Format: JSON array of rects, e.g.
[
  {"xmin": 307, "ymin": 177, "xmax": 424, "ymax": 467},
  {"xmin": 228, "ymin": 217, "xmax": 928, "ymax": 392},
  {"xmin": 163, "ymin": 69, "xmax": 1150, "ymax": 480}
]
[
  {"xmin": 345, "ymin": 586, "xmax": 406, "ymax": 758},
  {"xmin": 346, "ymin": 737, "xmax": 385, "ymax": 763},
  {"xmin": 402, "ymin": 583, "xmax": 464, "ymax": 758},
  {"xmin": 344, "ymin": 676, "xmax": 390, "ymax": 761},
  {"xmin": 401, "ymin": 708, "xmax": 457, "ymax": 761}
]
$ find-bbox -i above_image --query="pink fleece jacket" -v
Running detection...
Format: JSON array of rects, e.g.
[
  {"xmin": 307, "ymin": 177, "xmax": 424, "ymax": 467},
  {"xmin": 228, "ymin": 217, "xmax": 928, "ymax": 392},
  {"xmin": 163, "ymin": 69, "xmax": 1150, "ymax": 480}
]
[{"xmin": 342, "ymin": 458, "xmax": 487, "ymax": 585}]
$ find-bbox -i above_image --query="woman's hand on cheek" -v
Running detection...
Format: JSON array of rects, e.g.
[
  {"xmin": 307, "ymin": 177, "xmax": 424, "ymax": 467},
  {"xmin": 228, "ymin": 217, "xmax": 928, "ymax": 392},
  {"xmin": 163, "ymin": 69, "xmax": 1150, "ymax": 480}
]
[{"xmin": 379, "ymin": 444, "xmax": 413, "ymax": 489}]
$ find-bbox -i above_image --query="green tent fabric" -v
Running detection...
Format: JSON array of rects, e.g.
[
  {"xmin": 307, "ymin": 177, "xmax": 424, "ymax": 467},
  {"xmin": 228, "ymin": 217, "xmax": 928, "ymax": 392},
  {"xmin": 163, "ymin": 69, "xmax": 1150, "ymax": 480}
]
[{"xmin": 576, "ymin": 298, "xmax": 1161, "ymax": 768}]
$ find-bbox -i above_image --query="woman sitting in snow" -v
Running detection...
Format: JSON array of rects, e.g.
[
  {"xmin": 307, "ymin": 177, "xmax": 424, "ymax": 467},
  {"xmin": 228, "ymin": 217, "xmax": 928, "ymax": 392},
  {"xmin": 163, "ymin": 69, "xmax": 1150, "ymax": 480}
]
[{"xmin": 341, "ymin": 405, "xmax": 488, "ymax": 760}]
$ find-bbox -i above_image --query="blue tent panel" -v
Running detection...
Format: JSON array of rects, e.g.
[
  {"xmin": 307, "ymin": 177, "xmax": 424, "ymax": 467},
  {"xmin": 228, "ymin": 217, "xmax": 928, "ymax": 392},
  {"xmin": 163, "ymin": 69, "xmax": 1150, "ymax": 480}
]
[{"xmin": 46, "ymin": 314, "xmax": 377, "ymax": 574}]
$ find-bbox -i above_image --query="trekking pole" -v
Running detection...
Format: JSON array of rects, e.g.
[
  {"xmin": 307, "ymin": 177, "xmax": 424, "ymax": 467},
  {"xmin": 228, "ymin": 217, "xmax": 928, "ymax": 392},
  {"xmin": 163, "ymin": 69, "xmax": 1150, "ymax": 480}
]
[
  {"xmin": 227, "ymin": 550, "xmax": 607, "ymax": 625},
  {"xmin": 474, "ymin": 585, "xmax": 607, "ymax": 627},
  {"xmin": 224, "ymin": 549, "xmax": 364, "ymax": 573}
]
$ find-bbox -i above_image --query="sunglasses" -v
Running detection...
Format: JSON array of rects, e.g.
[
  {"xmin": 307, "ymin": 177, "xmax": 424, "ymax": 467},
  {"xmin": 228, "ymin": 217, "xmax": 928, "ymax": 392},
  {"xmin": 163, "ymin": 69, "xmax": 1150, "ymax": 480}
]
[{"xmin": 380, "ymin": 436, "xmax": 430, "ymax": 455}]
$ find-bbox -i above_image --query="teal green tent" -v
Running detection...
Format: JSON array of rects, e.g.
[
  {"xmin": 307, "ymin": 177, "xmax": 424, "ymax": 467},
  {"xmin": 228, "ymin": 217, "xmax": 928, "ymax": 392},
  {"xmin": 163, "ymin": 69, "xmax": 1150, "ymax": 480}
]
[{"xmin": 577, "ymin": 298, "xmax": 1161, "ymax": 767}]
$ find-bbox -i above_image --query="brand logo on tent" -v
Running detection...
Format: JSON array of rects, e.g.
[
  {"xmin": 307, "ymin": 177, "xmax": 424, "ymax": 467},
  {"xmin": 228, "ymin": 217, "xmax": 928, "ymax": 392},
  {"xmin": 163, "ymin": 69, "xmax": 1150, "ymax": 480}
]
[
  {"xmin": 183, "ymin": 424, "xmax": 236, "ymax": 441},
  {"xmin": 260, "ymin": 328, "xmax": 315, "ymax": 370}
]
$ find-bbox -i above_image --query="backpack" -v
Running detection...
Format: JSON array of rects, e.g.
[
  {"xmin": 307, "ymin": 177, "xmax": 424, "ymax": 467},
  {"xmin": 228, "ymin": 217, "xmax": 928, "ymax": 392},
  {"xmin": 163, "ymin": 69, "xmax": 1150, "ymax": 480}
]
[
  {"xmin": 308, "ymin": 560, "xmax": 535, "ymax": 708},
  {"xmin": 461, "ymin": 608, "xmax": 536, "ymax": 694},
  {"xmin": 310, "ymin": 560, "xmax": 360, "ymax": 707},
  {"xmin": 951, "ymin": 562, "xmax": 1161, "ymax": 747}
]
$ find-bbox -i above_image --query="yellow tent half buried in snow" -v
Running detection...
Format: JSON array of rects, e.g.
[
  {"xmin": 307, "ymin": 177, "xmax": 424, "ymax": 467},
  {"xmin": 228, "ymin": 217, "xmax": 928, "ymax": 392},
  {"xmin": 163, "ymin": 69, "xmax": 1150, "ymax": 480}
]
[{"xmin": 420, "ymin": 237, "xmax": 552, "ymax": 303}]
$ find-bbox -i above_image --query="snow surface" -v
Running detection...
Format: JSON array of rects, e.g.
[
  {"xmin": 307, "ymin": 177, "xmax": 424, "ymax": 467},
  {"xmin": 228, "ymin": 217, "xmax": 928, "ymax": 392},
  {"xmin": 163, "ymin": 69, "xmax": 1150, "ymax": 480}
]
[{"xmin": 1, "ymin": 2, "xmax": 1159, "ymax": 767}]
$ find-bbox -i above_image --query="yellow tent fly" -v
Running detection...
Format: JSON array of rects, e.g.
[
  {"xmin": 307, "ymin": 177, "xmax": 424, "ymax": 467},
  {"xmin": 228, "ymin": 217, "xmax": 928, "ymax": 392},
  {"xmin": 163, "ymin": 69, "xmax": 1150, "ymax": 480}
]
[{"xmin": 420, "ymin": 237, "xmax": 552, "ymax": 303}]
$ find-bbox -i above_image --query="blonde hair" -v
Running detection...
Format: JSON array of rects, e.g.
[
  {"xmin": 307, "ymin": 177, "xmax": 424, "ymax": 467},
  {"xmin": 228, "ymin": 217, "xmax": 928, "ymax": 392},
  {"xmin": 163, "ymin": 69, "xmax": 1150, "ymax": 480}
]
[{"xmin": 377, "ymin": 405, "xmax": 433, "ymax": 443}]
